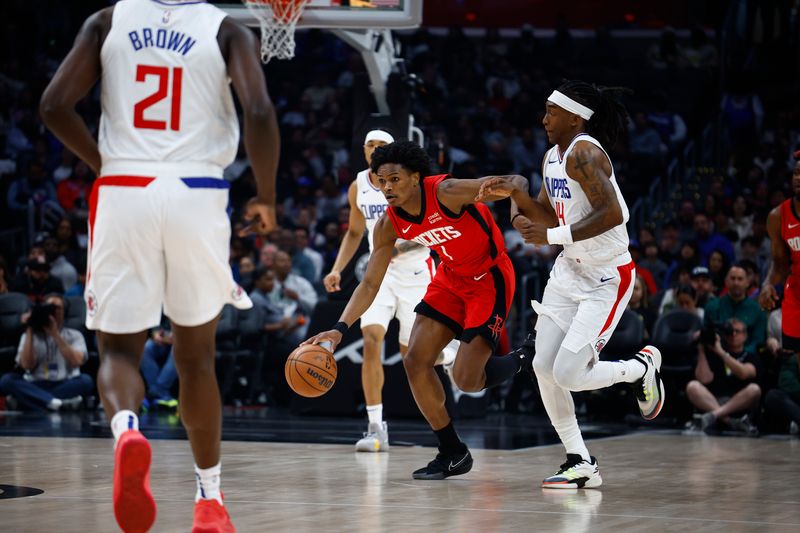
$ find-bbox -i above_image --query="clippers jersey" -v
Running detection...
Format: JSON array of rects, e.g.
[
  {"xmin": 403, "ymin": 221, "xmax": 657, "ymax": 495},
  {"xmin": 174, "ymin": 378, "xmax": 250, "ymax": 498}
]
[
  {"xmin": 355, "ymin": 169, "xmax": 429, "ymax": 267},
  {"xmin": 385, "ymin": 174, "xmax": 507, "ymax": 277},
  {"xmin": 543, "ymin": 134, "xmax": 630, "ymax": 263},
  {"xmin": 780, "ymin": 199, "xmax": 800, "ymax": 299},
  {"xmin": 98, "ymin": 0, "xmax": 238, "ymax": 173}
]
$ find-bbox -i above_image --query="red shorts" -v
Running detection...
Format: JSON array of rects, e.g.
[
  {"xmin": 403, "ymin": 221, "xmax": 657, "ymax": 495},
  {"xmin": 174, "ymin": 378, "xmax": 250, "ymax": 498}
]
[
  {"xmin": 415, "ymin": 253, "xmax": 515, "ymax": 350},
  {"xmin": 783, "ymin": 278, "xmax": 800, "ymax": 351}
]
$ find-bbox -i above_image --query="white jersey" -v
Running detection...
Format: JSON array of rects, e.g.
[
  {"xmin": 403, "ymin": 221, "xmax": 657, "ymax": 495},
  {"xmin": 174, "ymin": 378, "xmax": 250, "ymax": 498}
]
[
  {"xmin": 542, "ymin": 133, "xmax": 630, "ymax": 264},
  {"xmin": 355, "ymin": 169, "xmax": 430, "ymax": 268},
  {"xmin": 98, "ymin": 0, "xmax": 238, "ymax": 174}
]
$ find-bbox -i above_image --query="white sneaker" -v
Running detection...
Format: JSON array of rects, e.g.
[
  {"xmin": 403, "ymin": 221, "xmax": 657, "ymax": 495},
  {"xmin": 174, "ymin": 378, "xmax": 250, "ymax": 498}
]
[
  {"xmin": 632, "ymin": 346, "xmax": 665, "ymax": 420},
  {"xmin": 355, "ymin": 422, "xmax": 389, "ymax": 452},
  {"xmin": 542, "ymin": 454, "xmax": 602, "ymax": 489}
]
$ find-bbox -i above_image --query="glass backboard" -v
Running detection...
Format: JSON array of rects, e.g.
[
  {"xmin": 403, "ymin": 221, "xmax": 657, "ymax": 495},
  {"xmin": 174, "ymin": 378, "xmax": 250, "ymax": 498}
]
[{"xmin": 211, "ymin": 0, "xmax": 422, "ymax": 30}]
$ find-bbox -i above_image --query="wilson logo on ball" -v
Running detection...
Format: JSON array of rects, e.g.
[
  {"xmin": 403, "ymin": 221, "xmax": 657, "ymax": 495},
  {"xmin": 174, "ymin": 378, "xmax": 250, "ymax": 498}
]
[{"xmin": 306, "ymin": 367, "xmax": 333, "ymax": 388}]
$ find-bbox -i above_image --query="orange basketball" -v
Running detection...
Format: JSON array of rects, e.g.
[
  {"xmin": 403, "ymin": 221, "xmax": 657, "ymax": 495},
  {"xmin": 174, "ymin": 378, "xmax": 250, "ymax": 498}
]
[{"xmin": 285, "ymin": 344, "xmax": 337, "ymax": 398}]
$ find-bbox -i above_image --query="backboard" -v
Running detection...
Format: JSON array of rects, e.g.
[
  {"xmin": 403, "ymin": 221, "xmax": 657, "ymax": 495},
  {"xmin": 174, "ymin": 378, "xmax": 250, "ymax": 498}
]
[{"xmin": 211, "ymin": 0, "xmax": 422, "ymax": 30}]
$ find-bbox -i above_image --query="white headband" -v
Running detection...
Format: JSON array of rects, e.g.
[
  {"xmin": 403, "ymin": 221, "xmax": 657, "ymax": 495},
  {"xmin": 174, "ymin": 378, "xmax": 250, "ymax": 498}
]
[
  {"xmin": 547, "ymin": 90, "xmax": 594, "ymax": 120},
  {"xmin": 364, "ymin": 130, "xmax": 395, "ymax": 144}
]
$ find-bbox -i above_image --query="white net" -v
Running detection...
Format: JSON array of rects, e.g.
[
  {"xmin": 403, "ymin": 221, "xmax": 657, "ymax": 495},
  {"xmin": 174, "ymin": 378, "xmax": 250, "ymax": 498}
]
[{"xmin": 243, "ymin": 0, "xmax": 309, "ymax": 63}]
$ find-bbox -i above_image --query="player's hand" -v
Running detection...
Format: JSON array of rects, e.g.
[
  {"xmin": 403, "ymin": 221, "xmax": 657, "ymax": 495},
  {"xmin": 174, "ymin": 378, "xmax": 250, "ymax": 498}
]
[
  {"xmin": 323, "ymin": 271, "xmax": 341, "ymax": 292},
  {"xmin": 522, "ymin": 222, "xmax": 549, "ymax": 246},
  {"xmin": 759, "ymin": 284, "xmax": 778, "ymax": 311},
  {"xmin": 240, "ymin": 197, "xmax": 277, "ymax": 237},
  {"xmin": 301, "ymin": 330, "xmax": 343, "ymax": 352},
  {"xmin": 475, "ymin": 177, "xmax": 514, "ymax": 201}
]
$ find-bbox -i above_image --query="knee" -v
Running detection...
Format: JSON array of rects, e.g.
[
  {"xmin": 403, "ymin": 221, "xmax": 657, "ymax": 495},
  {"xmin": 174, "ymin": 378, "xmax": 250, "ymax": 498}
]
[
  {"xmin": 361, "ymin": 327, "xmax": 384, "ymax": 349},
  {"xmin": 745, "ymin": 382, "xmax": 762, "ymax": 400},
  {"xmin": 0, "ymin": 372, "xmax": 15, "ymax": 392},
  {"xmin": 401, "ymin": 350, "xmax": 429, "ymax": 374},
  {"xmin": 532, "ymin": 353, "xmax": 553, "ymax": 383},
  {"xmin": 78, "ymin": 373, "xmax": 94, "ymax": 391},
  {"xmin": 764, "ymin": 388, "xmax": 784, "ymax": 408},
  {"xmin": 452, "ymin": 366, "xmax": 483, "ymax": 393},
  {"xmin": 686, "ymin": 380, "xmax": 703, "ymax": 395}
]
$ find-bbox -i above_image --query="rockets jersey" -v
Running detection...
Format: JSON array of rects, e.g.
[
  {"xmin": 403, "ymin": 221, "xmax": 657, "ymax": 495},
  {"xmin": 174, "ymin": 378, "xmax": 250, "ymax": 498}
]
[
  {"xmin": 385, "ymin": 174, "xmax": 507, "ymax": 277},
  {"xmin": 355, "ymin": 169, "xmax": 430, "ymax": 267},
  {"xmin": 543, "ymin": 133, "xmax": 630, "ymax": 263},
  {"xmin": 98, "ymin": 0, "xmax": 238, "ymax": 173},
  {"xmin": 780, "ymin": 199, "xmax": 800, "ymax": 297}
]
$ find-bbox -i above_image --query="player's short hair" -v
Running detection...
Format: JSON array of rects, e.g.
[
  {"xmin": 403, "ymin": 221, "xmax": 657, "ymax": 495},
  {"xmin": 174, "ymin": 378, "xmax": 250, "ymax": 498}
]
[{"xmin": 370, "ymin": 140, "xmax": 432, "ymax": 178}]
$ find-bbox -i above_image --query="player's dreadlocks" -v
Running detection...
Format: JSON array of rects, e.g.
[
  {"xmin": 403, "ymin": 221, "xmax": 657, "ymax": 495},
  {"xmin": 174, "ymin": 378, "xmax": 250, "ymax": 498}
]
[
  {"xmin": 370, "ymin": 140, "xmax": 432, "ymax": 179},
  {"xmin": 557, "ymin": 80, "xmax": 632, "ymax": 149}
]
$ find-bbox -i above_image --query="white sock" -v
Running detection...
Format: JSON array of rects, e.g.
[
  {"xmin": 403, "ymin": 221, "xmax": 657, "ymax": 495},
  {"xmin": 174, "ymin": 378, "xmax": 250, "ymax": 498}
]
[
  {"xmin": 611, "ymin": 359, "xmax": 646, "ymax": 384},
  {"xmin": 553, "ymin": 417, "xmax": 591, "ymax": 462},
  {"xmin": 47, "ymin": 398, "xmax": 62, "ymax": 411},
  {"xmin": 195, "ymin": 463, "xmax": 223, "ymax": 505},
  {"xmin": 111, "ymin": 409, "xmax": 139, "ymax": 442},
  {"xmin": 366, "ymin": 404, "xmax": 383, "ymax": 425}
]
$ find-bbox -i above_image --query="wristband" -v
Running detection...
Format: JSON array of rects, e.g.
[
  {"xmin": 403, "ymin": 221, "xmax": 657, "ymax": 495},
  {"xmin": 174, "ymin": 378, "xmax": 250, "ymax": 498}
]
[
  {"xmin": 332, "ymin": 321, "xmax": 349, "ymax": 335},
  {"xmin": 511, "ymin": 213, "xmax": 523, "ymax": 224},
  {"xmin": 546, "ymin": 224, "xmax": 573, "ymax": 245}
]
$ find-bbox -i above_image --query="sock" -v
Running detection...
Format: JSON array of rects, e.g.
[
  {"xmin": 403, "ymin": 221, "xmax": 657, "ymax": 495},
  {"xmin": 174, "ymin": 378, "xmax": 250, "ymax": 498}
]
[
  {"xmin": 553, "ymin": 417, "xmax": 591, "ymax": 462},
  {"xmin": 110, "ymin": 409, "xmax": 139, "ymax": 442},
  {"xmin": 47, "ymin": 398, "xmax": 62, "ymax": 411},
  {"xmin": 195, "ymin": 463, "xmax": 223, "ymax": 505},
  {"xmin": 611, "ymin": 359, "xmax": 646, "ymax": 384},
  {"xmin": 433, "ymin": 421, "xmax": 466, "ymax": 455},
  {"xmin": 483, "ymin": 354, "xmax": 520, "ymax": 389},
  {"xmin": 366, "ymin": 404, "xmax": 383, "ymax": 425}
]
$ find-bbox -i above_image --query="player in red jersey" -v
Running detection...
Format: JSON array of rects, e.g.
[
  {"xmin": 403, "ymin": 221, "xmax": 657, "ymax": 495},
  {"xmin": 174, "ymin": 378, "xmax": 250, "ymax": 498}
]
[
  {"xmin": 760, "ymin": 153, "xmax": 800, "ymax": 358},
  {"xmin": 304, "ymin": 141, "xmax": 541, "ymax": 479}
]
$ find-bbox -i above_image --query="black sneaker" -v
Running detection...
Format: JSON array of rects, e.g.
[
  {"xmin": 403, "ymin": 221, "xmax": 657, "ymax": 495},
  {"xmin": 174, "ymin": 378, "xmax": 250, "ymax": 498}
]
[
  {"xmin": 412, "ymin": 448, "xmax": 473, "ymax": 480},
  {"xmin": 512, "ymin": 333, "xmax": 536, "ymax": 377}
]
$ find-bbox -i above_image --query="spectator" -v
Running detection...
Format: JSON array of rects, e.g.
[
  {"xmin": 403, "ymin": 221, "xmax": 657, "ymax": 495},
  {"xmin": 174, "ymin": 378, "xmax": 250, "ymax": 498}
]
[
  {"xmin": 250, "ymin": 266, "xmax": 303, "ymax": 347},
  {"xmin": 707, "ymin": 249, "xmax": 730, "ymax": 294},
  {"xmin": 729, "ymin": 194, "xmax": 753, "ymax": 241},
  {"xmin": 663, "ymin": 241, "xmax": 699, "ymax": 289},
  {"xmin": 56, "ymin": 160, "xmax": 92, "ymax": 216},
  {"xmin": 140, "ymin": 324, "xmax": 178, "ymax": 411},
  {"xmin": 238, "ymin": 256, "xmax": 256, "ymax": 293},
  {"xmin": 43, "ymin": 235, "xmax": 78, "ymax": 292},
  {"xmin": 627, "ymin": 275, "xmax": 656, "ymax": 339},
  {"xmin": 639, "ymin": 242, "xmax": 668, "ymax": 291},
  {"xmin": 704, "ymin": 265, "xmax": 767, "ymax": 354},
  {"xmin": 693, "ymin": 212, "xmax": 735, "ymax": 266},
  {"xmin": 646, "ymin": 28, "xmax": 685, "ymax": 69},
  {"xmin": 9, "ymin": 258, "xmax": 64, "ymax": 302},
  {"xmin": 275, "ymin": 228, "xmax": 316, "ymax": 284},
  {"xmin": 54, "ymin": 217, "xmax": 85, "ymax": 268},
  {"xmin": 675, "ymin": 284, "xmax": 703, "ymax": 320},
  {"xmin": 258, "ymin": 243, "xmax": 278, "ymax": 268},
  {"xmin": 687, "ymin": 318, "xmax": 761, "ymax": 435},
  {"xmin": 764, "ymin": 351, "xmax": 800, "ymax": 435},
  {"xmin": 683, "ymin": 26, "xmax": 718, "ymax": 69},
  {"xmin": 269, "ymin": 251, "xmax": 318, "ymax": 338},
  {"xmin": 658, "ymin": 221, "xmax": 681, "ymax": 264},
  {"xmin": 6, "ymin": 160, "xmax": 59, "ymax": 223},
  {"xmin": 0, "ymin": 294, "xmax": 92, "ymax": 411},
  {"xmin": 689, "ymin": 266, "xmax": 716, "ymax": 309},
  {"xmin": 295, "ymin": 227, "xmax": 323, "ymax": 283}
]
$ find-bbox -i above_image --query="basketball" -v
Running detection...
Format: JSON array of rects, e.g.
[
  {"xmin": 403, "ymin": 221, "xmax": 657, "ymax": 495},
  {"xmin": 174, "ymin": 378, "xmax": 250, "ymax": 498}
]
[{"xmin": 285, "ymin": 344, "xmax": 338, "ymax": 398}]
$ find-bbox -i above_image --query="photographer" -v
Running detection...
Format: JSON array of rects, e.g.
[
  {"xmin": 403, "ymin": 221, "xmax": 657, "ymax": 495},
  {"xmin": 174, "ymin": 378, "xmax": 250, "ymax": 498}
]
[
  {"xmin": 0, "ymin": 293, "xmax": 92, "ymax": 411},
  {"xmin": 686, "ymin": 318, "xmax": 762, "ymax": 434}
]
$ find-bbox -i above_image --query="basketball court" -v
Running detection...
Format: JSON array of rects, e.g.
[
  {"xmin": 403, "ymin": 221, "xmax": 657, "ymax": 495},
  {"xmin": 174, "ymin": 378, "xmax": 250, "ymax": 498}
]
[{"xmin": 2, "ymin": 410, "xmax": 799, "ymax": 532}]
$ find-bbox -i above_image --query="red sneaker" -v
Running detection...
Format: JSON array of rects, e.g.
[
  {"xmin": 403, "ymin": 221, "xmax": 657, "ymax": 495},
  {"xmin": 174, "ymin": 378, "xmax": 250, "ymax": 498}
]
[
  {"xmin": 192, "ymin": 497, "xmax": 235, "ymax": 533},
  {"xmin": 113, "ymin": 430, "xmax": 157, "ymax": 532}
]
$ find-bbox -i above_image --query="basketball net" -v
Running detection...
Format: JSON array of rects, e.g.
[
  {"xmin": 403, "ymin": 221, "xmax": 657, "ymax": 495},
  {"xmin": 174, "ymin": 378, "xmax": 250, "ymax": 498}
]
[{"xmin": 243, "ymin": 0, "xmax": 309, "ymax": 62}]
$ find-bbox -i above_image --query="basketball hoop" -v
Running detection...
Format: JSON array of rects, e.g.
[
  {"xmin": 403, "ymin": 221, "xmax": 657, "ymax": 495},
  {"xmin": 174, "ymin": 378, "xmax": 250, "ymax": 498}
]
[{"xmin": 243, "ymin": 0, "xmax": 309, "ymax": 63}]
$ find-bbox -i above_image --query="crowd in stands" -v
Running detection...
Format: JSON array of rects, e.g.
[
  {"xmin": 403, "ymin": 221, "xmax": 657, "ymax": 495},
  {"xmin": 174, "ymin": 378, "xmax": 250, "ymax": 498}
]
[{"xmin": 1, "ymin": 2, "xmax": 799, "ymax": 436}]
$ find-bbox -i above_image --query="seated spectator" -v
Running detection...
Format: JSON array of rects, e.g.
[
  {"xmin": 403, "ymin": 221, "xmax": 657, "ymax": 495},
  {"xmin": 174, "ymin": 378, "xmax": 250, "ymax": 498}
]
[
  {"xmin": 657, "ymin": 266, "xmax": 692, "ymax": 316},
  {"xmin": 295, "ymin": 227, "xmax": 324, "ymax": 283},
  {"xmin": 687, "ymin": 318, "xmax": 761, "ymax": 435},
  {"xmin": 627, "ymin": 275, "xmax": 656, "ymax": 339},
  {"xmin": 663, "ymin": 240, "xmax": 699, "ymax": 289},
  {"xmin": 764, "ymin": 350, "xmax": 800, "ymax": 435},
  {"xmin": 269, "ymin": 251, "xmax": 318, "ymax": 339},
  {"xmin": 707, "ymin": 248, "xmax": 730, "ymax": 294},
  {"xmin": 638, "ymin": 242, "xmax": 668, "ymax": 291},
  {"xmin": 675, "ymin": 284, "xmax": 703, "ymax": 320},
  {"xmin": 694, "ymin": 212, "xmax": 735, "ymax": 266},
  {"xmin": 238, "ymin": 256, "xmax": 256, "ymax": 293},
  {"xmin": 0, "ymin": 294, "xmax": 92, "ymax": 411},
  {"xmin": 9, "ymin": 258, "xmax": 64, "ymax": 302},
  {"xmin": 250, "ymin": 266, "xmax": 304, "ymax": 347},
  {"xmin": 704, "ymin": 265, "xmax": 766, "ymax": 354},
  {"xmin": 43, "ymin": 235, "xmax": 78, "ymax": 292},
  {"xmin": 140, "ymin": 323, "xmax": 178, "ymax": 410},
  {"xmin": 689, "ymin": 266, "xmax": 716, "ymax": 309}
]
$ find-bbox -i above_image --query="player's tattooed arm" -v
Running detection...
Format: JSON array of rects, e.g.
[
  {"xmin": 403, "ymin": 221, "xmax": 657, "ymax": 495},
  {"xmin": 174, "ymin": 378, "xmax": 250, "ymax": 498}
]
[
  {"xmin": 393, "ymin": 239, "xmax": 425, "ymax": 256},
  {"xmin": 565, "ymin": 142, "xmax": 624, "ymax": 241}
]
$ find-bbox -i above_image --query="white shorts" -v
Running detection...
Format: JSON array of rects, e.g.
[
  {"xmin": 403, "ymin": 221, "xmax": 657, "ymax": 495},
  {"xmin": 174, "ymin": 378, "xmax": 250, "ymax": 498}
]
[
  {"xmin": 85, "ymin": 162, "xmax": 251, "ymax": 334},
  {"xmin": 532, "ymin": 252, "xmax": 635, "ymax": 359},
  {"xmin": 360, "ymin": 256, "xmax": 435, "ymax": 346}
]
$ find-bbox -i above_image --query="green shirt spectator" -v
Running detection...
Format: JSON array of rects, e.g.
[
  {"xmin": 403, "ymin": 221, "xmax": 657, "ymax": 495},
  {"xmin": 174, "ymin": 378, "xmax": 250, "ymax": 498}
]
[{"xmin": 704, "ymin": 265, "xmax": 766, "ymax": 354}]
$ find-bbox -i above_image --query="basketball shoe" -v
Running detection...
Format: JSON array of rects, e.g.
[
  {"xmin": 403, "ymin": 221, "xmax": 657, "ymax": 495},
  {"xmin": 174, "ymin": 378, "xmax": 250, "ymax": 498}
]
[
  {"xmin": 631, "ymin": 345, "xmax": 665, "ymax": 420},
  {"xmin": 355, "ymin": 421, "xmax": 389, "ymax": 452},
  {"xmin": 542, "ymin": 454, "xmax": 602, "ymax": 489},
  {"xmin": 412, "ymin": 446, "xmax": 473, "ymax": 480},
  {"xmin": 113, "ymin": 430, "xmax": 156, "ymax": 533},
  {"xmin": 192, "ymin": 495, "xmax": 235, "ymax": 533}
]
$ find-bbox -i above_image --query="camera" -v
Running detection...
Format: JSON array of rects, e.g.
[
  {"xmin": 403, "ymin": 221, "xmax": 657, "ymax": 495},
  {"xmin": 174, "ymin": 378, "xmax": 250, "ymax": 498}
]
[
  {"xmin": 27, "ymin": 303, "xmax": 57, "ymax": 330},
  {"xmin": 699, "ymin": 322, "xmax": 733, "ymax": 345}
]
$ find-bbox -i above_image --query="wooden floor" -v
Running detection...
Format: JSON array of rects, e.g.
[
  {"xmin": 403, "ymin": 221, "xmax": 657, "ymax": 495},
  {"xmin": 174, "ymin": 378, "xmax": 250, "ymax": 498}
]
[{"xmin": 2, "ymin": 433, "xmax": 799, "ymax": 532}]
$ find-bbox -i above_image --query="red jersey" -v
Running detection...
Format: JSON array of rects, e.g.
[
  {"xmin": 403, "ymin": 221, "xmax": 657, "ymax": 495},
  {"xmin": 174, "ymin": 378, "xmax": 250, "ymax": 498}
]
[
  {"xmin": 386, "ymin": 174, "xmax": 507, "ymax": 277},
  {"xmin": 780, "ymin": 199, "xmax": 800, "ymax": 297}
]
